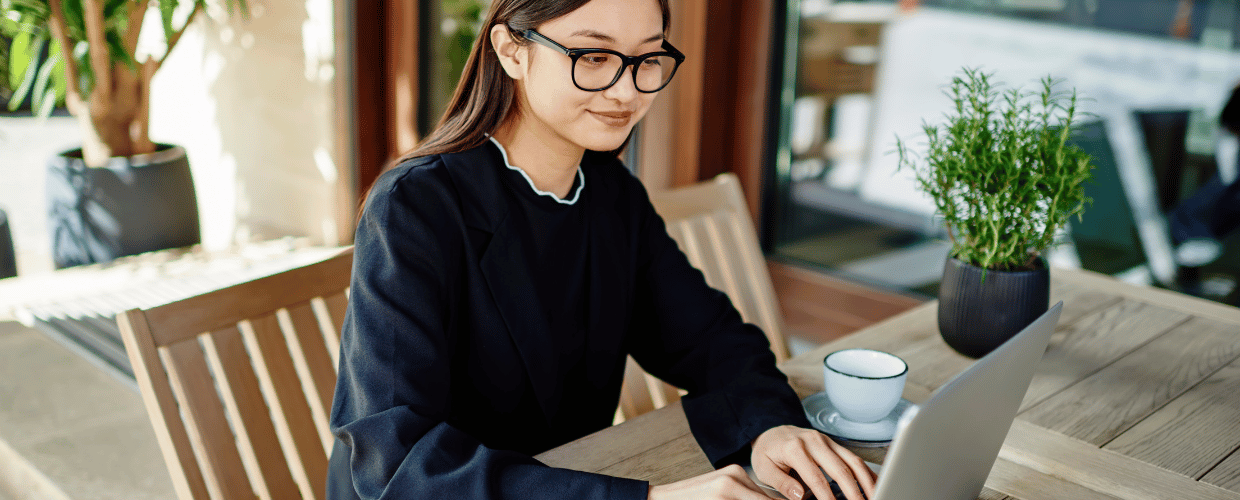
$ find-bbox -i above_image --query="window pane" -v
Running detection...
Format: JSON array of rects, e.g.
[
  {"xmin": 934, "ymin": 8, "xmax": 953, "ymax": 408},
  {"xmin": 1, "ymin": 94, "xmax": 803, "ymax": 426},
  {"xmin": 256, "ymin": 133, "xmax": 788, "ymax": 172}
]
[
  {"xmin": 423, "ymin": 0, "xmax": 492, "ymax": 135},
  {"xmin": 771, "ymin": 0, "xmax": 1240, "ymax": 304}
]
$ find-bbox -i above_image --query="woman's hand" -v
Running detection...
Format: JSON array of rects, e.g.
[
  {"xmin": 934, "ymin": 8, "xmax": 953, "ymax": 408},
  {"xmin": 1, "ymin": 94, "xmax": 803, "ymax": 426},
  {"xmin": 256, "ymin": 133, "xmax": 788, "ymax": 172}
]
[
  {"xmin": 750, "ymin": 425, "xmax": 877, "ymax": 500},
  {"xmin": 647, "ymin": 464, "xmax": 771, "ymax": 500}
]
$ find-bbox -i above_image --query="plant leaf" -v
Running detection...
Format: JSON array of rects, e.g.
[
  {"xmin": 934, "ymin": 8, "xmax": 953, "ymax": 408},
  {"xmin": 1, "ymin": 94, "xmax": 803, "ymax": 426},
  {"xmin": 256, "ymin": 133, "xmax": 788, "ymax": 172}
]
[
  {"xmin": 105, "ymin": 29, "xmax": 134, "ymax": 69},
  {"xmin": 60, "ymin": 0, "xmax": 87, "ymax": 38},
  {"xmin": 102, "ymin": 0, "xmax": 129, "ymax": 20},
  {"xmin": 6, "ymin": 0, "xmax": 51, "ymax": 20},
  {"xmin": 47, "ymin": 38, "xmax": 66, "ymax": 103},
  {"xmin": 30, "ymin": 48, "xmax": 59, "ymax": 114},
  {"xmin": 35, "ymin": 85, "xmax": 57, "ymax": 117},
  {"xmin": 157, "ymin": 0, "xmax": 174, "ymax": 42},
  {"xmin": 73, "ymin": 39, "xmax": 93, "ymax": 96},
  {"xmin": 7, "ymin": 32, "xmax": 44, "ymax": 111},
  {"xmin": 7, "ymin": 24, "xmax": 32, "ymax": 88}
]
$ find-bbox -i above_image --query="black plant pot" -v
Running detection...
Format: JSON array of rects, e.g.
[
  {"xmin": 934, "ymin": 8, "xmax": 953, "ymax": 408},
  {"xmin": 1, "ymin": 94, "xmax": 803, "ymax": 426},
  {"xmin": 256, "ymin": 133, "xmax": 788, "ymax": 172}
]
[
  {"xmin": 46, "ymin": 144, "xmax": 201, "ymax": 269},
  {"xmin": 938, "ymin": 257, "xmax": 1050, "ymax": 359}
]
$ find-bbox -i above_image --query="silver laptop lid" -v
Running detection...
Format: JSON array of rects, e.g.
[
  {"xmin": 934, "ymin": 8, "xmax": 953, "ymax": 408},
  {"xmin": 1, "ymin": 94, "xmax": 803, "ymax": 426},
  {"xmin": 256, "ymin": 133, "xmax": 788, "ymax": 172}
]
[{"xmin": 872, "ymin": 301, "xmax": 1064, "ymax": 500}]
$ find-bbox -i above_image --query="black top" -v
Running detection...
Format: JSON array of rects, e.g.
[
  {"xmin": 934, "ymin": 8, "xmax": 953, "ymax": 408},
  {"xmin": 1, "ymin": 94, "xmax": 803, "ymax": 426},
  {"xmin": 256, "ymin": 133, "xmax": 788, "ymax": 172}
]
[
  {"xmin": 326, "ymin": 140, "xmax": 811, "ymax": 500},
  {"xmin": 496, "ymin": 140, "xmax": 594, "ymax": 444}
]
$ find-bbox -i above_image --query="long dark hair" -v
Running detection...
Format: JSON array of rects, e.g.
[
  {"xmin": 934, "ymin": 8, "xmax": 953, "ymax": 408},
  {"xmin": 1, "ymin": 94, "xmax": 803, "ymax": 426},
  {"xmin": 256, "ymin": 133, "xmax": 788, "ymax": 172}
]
[{"xmin": 400, "ymin": 0, "xmax": 671, "ymax": 162}]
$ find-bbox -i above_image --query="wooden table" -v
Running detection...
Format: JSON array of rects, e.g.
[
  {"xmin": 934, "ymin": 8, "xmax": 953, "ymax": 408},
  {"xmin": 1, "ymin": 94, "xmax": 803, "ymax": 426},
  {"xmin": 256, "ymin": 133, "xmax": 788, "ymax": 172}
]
[{"xmin": 536, "ymin": 269, "xmax": 1240, "ymax": 499}]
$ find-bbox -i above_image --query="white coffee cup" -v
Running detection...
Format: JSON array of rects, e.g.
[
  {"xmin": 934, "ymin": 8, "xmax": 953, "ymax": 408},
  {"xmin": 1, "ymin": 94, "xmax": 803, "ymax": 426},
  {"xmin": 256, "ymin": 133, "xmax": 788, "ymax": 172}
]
[{"xmin": 823, "ymin": 348, "xmax": 908, "ymax": 423}]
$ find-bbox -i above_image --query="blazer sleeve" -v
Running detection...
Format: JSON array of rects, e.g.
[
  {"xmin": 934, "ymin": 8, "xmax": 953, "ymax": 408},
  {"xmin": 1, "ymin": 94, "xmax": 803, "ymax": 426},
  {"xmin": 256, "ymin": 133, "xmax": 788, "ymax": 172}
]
[
  {"xmin": 329, "ymin": 164, "xmax": 648, "ymax": 500},
  {"xmin": 623, "ymin": 177, "xmax": 812, "ymax": 468}
]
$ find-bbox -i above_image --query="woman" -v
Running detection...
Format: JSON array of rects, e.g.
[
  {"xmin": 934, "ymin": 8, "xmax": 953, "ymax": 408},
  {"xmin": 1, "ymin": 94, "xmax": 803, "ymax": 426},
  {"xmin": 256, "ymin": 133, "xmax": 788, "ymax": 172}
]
[{"xmin": 327, "ymin": 1, "xmax": 878, "ymax": 499}]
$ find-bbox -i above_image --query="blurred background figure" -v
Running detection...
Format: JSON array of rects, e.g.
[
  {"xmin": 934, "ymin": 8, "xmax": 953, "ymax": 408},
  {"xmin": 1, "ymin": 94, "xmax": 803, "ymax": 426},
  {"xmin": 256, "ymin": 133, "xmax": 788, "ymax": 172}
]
[{"xmin": 1169, "ymin": 84, "xmax": 1240, "ymax": 302}]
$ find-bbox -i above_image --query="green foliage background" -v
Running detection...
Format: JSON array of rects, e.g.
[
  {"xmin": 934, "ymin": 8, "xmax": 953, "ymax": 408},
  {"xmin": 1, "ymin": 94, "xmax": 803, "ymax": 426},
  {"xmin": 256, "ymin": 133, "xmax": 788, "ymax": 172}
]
[
  {"xmin": 1, "ymin": 0, "xmax": 246, "ymax": 117},
  {"xmin": 897, "ymin": 68, "xmax": 1096, "ymax": 272},
  {"xmin": 442, "ymin": 0, "xmax": 486, "ymax": 90},
  {"xmin": 1, "ymin": 9, "xmax": 65, "ymax": 114}
]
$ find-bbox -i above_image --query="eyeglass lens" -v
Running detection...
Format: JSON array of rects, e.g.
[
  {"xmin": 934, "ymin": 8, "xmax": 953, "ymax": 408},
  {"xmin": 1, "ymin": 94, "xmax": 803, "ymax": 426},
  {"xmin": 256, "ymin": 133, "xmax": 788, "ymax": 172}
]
[{"xmin": 573, "ymin": 53, "xmax": 678, "ymax": 92}]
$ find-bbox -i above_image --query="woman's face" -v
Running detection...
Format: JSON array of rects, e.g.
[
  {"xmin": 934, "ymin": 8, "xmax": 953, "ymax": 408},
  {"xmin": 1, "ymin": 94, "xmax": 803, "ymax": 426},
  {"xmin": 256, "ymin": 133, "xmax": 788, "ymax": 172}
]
[{"xmin": 502, "ymin": 0, "xmax": 665, "ymax": 153}]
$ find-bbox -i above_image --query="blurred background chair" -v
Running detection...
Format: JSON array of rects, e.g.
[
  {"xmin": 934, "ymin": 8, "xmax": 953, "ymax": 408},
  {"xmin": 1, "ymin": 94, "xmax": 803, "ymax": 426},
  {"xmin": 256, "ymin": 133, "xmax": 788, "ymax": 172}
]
[
  {"xmin": 616, "ymin": 173, "xmax": 789, "ymax": 421},
  {"xmin": 117, "ymin": 248, "xmax": 352, "ymax": 500},
  {"xmin": 1134, "ymin": 110, "xmax": 1217, "ymax": 213},
  {"xmin": 1066, "ymin": 120, "xmax": 1153, "ymax": 277}
]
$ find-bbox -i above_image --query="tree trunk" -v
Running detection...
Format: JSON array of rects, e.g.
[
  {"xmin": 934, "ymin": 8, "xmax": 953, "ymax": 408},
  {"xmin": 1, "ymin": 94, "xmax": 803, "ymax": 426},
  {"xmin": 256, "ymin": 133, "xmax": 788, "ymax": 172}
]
[{"xmin": 78, "ymin": 60, "xmax": 158, "ymax": 167}]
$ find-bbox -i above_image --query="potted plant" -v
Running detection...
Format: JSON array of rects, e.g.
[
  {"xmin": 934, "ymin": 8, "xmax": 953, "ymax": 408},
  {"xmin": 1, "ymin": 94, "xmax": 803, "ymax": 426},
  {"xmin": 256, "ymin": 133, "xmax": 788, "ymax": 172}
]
[
  {"xmin": 897, "ymin": 68, "xmax": 1095, "ymax": 358},
  {"xmin": 2, "ymin": 0, "xmax": 245, "ymax": 268}
]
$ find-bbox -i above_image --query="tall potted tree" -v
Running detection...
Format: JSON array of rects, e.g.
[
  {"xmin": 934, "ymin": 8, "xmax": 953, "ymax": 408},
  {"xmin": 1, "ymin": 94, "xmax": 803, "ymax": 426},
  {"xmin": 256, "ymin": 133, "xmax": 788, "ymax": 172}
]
[
  {"xmin": 897, "ymin": 68, "xmax": 1095, "ymax": 358},
  {"xmin": 2, "ymin": 0, "xmax": 246, "ymax": 268}
]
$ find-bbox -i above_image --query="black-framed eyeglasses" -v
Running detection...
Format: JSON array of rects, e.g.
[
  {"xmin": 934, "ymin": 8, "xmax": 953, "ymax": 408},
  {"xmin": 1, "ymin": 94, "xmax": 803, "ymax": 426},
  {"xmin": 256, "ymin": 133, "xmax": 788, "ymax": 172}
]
[{"xmin": 515, "ymin": 29, "xmax": 685, "ymax": 93}]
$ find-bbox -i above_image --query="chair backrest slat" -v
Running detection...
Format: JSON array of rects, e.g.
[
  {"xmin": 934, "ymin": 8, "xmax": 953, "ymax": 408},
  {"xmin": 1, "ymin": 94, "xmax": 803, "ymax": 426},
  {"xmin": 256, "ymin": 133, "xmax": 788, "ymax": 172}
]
[
  {"xmin": 643, "ymin": 371, "xmax": 680, "ymax": 408},
  {"xmin": 616, "ymin": 174, "xmax": 789, "ymax": 422},
  {"xmin": 279, "ymin": 302, "xmax": 338, "ymax": 452},
  {"xmin": 619, "ymin": 356, "xmax": 656, "ymax": 418},
  {"xmin": 163, "ymin": 338, "xmax": 255, "ymax": 500},
  {"xmin": 728, "ymin": 212, "xmax": 784, "ymax": 343},
  {"xmin": 314, "ymin": 292, "xmax": 348, "ymax": 371},
  {"xmin": 119, "ymin": 248, "xmax": 353, "ymax": 500},
  {"xmin": 144, "ymin": 253, "xmax": 353, "ymax": 346},
  {"xmin": 651, "ymin": 174, "xmax": 787, "ymax": 358},
  {"xmin": 200, "ymin": 326, "xmax": 301, "ymax": 499},
  {"xmin": 701, "ymin": 211, "xmax": 747, "ymax": 314},
  {"xmin": 240, "ymin": 314, "xmax": 328, "ymax": 500},
  {"xmin": 118, "ymin": 310, "xmax": 212, "ymax": 500}
]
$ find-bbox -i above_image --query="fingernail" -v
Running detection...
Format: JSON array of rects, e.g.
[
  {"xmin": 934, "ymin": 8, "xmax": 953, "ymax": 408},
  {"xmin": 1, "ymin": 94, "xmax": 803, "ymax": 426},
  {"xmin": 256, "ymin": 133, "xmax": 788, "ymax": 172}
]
[{"xmin": 791, "ymin": 487, "xmax": 803, "ymax": 500}]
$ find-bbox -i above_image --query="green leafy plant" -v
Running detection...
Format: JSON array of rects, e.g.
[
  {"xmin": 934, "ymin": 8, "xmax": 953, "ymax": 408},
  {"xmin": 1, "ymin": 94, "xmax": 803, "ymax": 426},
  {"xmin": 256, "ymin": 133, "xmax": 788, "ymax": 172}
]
[
  {"xmin": 896, "ymin": 68, "xmax": 1095, "ymax": 272},
  {"xmin": 442, "ymin": 0, "xmax": 487, "ymax": 90},
  {"xmin": 2, "ymin": 12, "xmax": 67, "ymax": 115},
  {"xmin": 1, "ymin": 0, "xmax": 246, "ymax": 167}
]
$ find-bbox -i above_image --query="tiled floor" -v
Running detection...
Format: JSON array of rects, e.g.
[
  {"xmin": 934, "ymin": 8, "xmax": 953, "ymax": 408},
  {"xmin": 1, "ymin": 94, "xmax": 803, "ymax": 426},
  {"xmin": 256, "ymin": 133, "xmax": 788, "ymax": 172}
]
[
  {"xmin": 0, "ymin": 321, "xmax": 173, "ymax": 500},
  {"xmin": 0, "ymin": 240, "xmax": 350, "ymax": 499}
]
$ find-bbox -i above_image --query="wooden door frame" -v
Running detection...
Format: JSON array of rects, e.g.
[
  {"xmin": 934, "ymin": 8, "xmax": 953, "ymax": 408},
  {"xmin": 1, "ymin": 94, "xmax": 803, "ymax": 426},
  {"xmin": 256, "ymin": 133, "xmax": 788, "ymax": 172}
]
[
  {"xmin": 352, "ymin": 0, "xmax": 420, "ymax": 207},
  {"xmin": 638, "ymin": 0, "xmax": 779, "ymax": 227}
]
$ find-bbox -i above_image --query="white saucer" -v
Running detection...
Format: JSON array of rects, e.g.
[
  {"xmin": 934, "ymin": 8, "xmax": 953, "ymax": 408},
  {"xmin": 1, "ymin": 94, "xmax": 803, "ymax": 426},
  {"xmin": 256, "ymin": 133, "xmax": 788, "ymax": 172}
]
[{"xmin": 802, "ymin": 392, "xmax": 913, "ymax": 447}]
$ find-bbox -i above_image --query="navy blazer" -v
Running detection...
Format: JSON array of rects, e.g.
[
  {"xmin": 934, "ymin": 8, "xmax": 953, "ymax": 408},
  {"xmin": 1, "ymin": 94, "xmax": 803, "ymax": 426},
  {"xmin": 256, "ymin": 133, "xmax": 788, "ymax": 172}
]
[{"xmin": 327, "ymin": 141, "xmax": 810, "ymax": 499}]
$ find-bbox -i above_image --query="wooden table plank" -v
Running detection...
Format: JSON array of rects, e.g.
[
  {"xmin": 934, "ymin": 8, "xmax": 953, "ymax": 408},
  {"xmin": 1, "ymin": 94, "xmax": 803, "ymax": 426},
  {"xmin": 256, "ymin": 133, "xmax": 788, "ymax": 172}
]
[
  {"xmin": 536, "ymin": 402, "xmax": 693, "ymax": 473},
  {"xmin": 986, "ymin": 458, "xmax": 1122, "ymax": 500},
  {"xmin": 1023, "ymin": 316, "xmax": 1240, "ymax": 445},
  {"xmin": 1103, "ymin": 352, "xmax": 1240, "ymax": 479},
  {"xmin": 597, "ymin": 433, "xmax": 711, "ymax": 485},
  {"xmin": 1020, "ymin": 299, "xmax": 1190, "ymax": 411},
  {"xmin": 784, "ymin": 282, "xmax": 1128, "ymax": 399},
  {"xmin": 1053, "ymin": 269, "xmax": 1240, "ymax": 325},
  {"xmin": 537, "ymin": 268, "xmax": 1240, "ymax": 499},
  {"xmin": 977, "ymin": 489, "xmax": 1015, "ymax": 500},
  {"xmin": 1049, "ymin": 282, "xmax": 1127, "ymax": 326},
  {"xmin": 1001, "ymin": 420, "xmax": 1240, "ymax": 500},
  {"xmin": 1203, "ymin": 448, "xmax": 1240, "ymax": 493}
]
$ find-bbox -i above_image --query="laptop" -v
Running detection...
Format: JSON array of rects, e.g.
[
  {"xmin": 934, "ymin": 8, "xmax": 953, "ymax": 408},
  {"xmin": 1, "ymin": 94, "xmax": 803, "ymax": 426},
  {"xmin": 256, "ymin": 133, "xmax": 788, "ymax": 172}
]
[{"xmin": 749, "ymin": 301, "xmax": 1064, "ymax": 500}]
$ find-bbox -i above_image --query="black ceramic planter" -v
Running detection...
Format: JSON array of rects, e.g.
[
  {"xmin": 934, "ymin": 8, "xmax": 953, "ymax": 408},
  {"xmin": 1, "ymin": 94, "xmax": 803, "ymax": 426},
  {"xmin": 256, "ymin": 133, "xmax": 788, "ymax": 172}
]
[
  {"xmin": 938, "ymin": 257, "xmax": 1050, "ymax": 358},
  {"xmin": 45, "ymin": 144, "xmax": 201, "ymax": 268}
]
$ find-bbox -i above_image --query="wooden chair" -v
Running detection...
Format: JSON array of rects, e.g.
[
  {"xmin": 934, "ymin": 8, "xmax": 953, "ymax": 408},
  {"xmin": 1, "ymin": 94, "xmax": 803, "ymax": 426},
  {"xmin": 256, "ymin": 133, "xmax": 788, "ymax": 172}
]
[
  {"xmin": 117, "ymin": 248, "xmax": 353, "ymax": 500},
  {"xmin": 617, "ymin": 173, "xmax": 790, "ymax": 421}
]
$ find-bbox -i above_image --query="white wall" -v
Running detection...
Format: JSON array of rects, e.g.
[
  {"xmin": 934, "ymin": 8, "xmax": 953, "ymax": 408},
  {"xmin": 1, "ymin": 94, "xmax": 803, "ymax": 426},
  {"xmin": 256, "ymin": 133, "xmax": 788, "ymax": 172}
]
[{"xmin": 149, "ymin": 0, "xmax": 354, "ymax": 251}]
